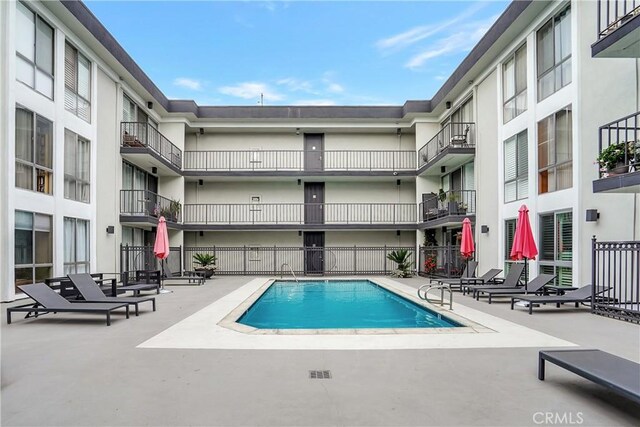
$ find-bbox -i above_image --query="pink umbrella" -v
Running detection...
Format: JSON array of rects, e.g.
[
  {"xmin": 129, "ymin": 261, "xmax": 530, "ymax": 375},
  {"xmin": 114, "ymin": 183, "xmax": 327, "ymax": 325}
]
[
  {"xmin": 510, "ymin": 205, "xmax": 538, "ymax": 289},
  {"xmin": 153, "ymin": 216, "xmax": 171, "ymax": 293},
  {"xmin": 460, "ymin": 218, "xmax": 475, "ymax": 259}
]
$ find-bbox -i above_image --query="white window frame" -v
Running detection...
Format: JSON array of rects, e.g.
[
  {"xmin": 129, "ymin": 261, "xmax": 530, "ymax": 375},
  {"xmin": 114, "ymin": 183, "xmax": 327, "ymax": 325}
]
[
  {"xmin": 15, "ymin": 105, "xmax": 54, "ymax": 195},
  {"xmin": 63, "ymin": 217, "xmax": 90, "ymax": 274},
  {"xmin": 502, "ymin": 43, "xmax": 527, "ymax": 123},
  {"xmin": 64, "ymin": 42, "xmax": 92, "ymax": 122},
  {"xmin": 504, "ymin": 130, "xmax": 528, "ymax": 203},
  {"xmin": 64, "ymin": 129, "xmax": 91, "ymax": 203}
]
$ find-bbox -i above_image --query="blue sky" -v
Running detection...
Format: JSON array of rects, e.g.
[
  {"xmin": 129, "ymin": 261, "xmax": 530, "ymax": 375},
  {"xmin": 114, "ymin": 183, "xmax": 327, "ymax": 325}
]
[{"xmin": 85, "ymin": 0, "xmax": 509, "ymax": 106}]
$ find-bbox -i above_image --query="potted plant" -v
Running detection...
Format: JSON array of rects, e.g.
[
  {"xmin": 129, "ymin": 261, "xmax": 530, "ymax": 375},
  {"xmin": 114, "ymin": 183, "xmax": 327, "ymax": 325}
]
[
  {"xmin": 448, "ymin": 191, "xmax": 459, "ymax": 214},
  {"xmin": 193, "ymin": 253, "xmax": 217, "ymax": 278},
  {"xmin": 387, "ymin": 249, "xmax": 414, "ymax": 278},
  {"xmin": 596, "ymin": 142, "xmax": 632, "ymax": 176},
  {"xmin": 169, "ymin": 199, "xmax": 181, "ymax": 222},
  {"xmin": 438, "ymin": 189, "xmax": 447, "ymax": 204}
]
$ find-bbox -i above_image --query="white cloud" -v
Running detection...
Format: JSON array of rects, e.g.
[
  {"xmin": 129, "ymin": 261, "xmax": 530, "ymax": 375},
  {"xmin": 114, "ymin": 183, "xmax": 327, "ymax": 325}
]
[
  {"xmin": 326, "ymin": 83, "xmax": 344, "ymax": 94},
  {"xmin": 276, "ymin": 78, "xmax": 316, "ymax": 93},
  {"xmin": 218, "ymin": 82, "xmax": 284, "ymax": 101},
  {"xmin": 292, "ymin": 99, "xmax": 337, "ymax": 106},
  {"xmin": 375, "ymin": 3, "xmax": 486, "ymax": 52},
  {"xmin": 173, "ymin": 78, "xmax": 203, "ymax": 91},
  {"xmin": 405, "ymin": 16, "xmax": 498, "ymax": 70}
]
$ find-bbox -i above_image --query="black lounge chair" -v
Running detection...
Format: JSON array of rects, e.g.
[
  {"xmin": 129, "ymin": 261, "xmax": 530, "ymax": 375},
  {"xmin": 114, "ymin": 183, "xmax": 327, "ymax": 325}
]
[
  {"xmin": 475, "ymin": 274, "xmax": 555, "ymax": 303},
  {"xmin": 161, "ymin": 260, "xmax": 205, "ymax": 286},
  {"xmin": 510, "ymin": 285, "xmax": 608, "ymax": 314},
  {"xmin": 430, "ymin": 261, "xmax": 478, "ymax": 291},
  {"xmin": 466, "ymin": 263, "xmax": 525, "ymax": 298},
  {"xmin": 460, "ymin": 268, "xmax": 503, "ymax": 295},
  {"xmin": 7, "ymin": 283, "xmax": 129, "ymax": 326},
  {"xmin": 119, "ymin": 270, "xmax": 161, "ymax": 296},
  {"xmin": 68, "ymin": 273, "xmax": 156, "ymax": 316},
  {"xmin": 539, "ymin": 349, "xmax": 640, "ymax": 404}
]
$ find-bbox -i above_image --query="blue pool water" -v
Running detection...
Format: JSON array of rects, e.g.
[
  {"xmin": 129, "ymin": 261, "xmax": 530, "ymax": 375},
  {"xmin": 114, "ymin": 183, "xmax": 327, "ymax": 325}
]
[{"xmin": 238, "ymin": 280, "xmax": 461, "ymax": 329}]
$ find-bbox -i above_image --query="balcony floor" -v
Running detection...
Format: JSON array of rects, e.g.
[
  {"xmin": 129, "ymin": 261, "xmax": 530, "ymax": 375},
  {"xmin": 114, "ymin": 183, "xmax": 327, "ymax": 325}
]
[
  {"xmin": 592, "ymin": 170, "xmax": 640, "ymax": 193},
  {"xmin": 592, "ymin": 13, "xmax": 640, "ymax": 57}
]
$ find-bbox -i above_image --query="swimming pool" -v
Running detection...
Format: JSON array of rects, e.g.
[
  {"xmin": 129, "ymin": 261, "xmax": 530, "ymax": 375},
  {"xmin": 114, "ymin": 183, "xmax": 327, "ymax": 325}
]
[{"xmin": 237, "ymin": 280, "xmax": 461, "ymax": 329}]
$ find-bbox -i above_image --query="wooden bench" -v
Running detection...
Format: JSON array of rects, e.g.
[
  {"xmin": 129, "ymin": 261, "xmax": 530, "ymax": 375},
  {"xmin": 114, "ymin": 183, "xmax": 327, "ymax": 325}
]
[{"xmin": 539, "ymin": 349, "xmax": 640, "ymax": 404}]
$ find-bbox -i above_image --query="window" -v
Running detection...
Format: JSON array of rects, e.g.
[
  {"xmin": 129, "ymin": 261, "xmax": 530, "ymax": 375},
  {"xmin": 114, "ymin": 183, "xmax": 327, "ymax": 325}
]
[
  {"xmin": 14, "ymin": 211, "xmax": 52, "ymax": 294},
  {"xmin": 442, "ymin": 96, "xmax": 473, "ymax": 126},
  {"xmin": 503, "ymin": 44, "xmax": 527, "ymax": 122},
  {"xmin": 15, "ymin": 106, "xmax": 53, "ymax": 194},
  {"xmin": 64, "ymin": 130, "xmax": 90, "ymax": 202},
  {"xmin": 64, "ymin": 42, "xmax": 91, "ymax": 121},
  {"xmin": 16, "ymin": 1, "xmax": 54, "ymax": 98},
  {"xmin": 504, "ymin": 219, "xmax": 517, "ymax": 273},
  {"xmin": 504, "ymin": 130, "xmax": 528, "ymax": 202},
  {"xmin": 122, "ymin": 161, "xmax": 158, "ymax": 216},
  {"xmin": 537, "ymin": 6, "xmax": 571, "ymax": 100},
  {"xmin": 538, "ymin": 106, "xmax": 572, "ymax": 194},
  {"xmin": 64, "ymin": 217, "xmax": 90, "ymax": 274},
  {"xmin": 539, "ymin": 211, "xmax": 572, "ymax": 286}
]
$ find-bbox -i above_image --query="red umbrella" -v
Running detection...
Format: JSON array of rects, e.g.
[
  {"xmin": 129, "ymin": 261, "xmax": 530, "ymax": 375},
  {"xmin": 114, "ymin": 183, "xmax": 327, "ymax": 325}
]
[
  {"xmin": 460, "ymin": 218, "xmax": 475, "ymax": 259},
  {"xmin": 510, "ymin": 205, "xmax": 538, "ymax": 289},
  {"xmin": 153, "ymin": 216, "xmax": 171, "ymax": 293}
]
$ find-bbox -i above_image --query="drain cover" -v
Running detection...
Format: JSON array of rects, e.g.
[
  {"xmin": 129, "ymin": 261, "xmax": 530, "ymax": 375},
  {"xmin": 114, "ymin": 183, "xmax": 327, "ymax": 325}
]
[{"xmin": 309, "ymin": 370, "xmax": 332, "ymax": 379}]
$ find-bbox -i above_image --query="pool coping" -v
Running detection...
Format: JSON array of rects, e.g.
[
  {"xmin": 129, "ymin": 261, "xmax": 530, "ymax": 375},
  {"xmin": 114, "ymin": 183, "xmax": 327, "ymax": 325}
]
[{"xmin": 218, "ymin": 277, "xmax": 494, "ymax": 335}]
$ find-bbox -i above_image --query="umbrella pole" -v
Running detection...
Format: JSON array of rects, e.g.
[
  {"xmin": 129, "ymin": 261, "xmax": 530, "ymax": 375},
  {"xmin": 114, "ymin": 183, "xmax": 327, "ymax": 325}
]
[
  {"xmin": 524, "ymin": 257, "xmax": 528, "ymax": 294},
  {"xmin": 159, "ymin": 259, "xmax": 173, "ymax": 294}
]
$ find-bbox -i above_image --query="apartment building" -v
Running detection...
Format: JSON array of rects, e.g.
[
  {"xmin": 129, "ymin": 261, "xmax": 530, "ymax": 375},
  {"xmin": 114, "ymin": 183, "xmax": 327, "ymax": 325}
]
[{"xmin": 1, "ymin": 0, "xmax": 638, "ymax": 302}]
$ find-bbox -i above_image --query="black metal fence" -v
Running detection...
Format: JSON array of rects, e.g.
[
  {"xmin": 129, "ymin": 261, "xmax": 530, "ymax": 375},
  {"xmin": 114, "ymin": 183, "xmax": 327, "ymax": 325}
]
[
  {"xmin": 419, "ymin": 190, "xmax": 476, "ymax": 222},
  {"xmin": 121, "ymin": 122, "xmax": 183, "ymax": 169},
  {"xmin": 592, "ymin": 238, "xmax": 640, "ymax": 323},
  {"xmin": 120, "ymin": 244, "xmax": 182, "ymax": 276},
  {"xmin": 120, "ymin": 189, "xmax": 182, "ymax": 223},
  {"xmin": 597, "ymin": 111, "xmax": 639, "ymax": 177},
  {"xmin": 418, "ymin": 122, "xmax": 475, "ymax": 168},
  {"xmin": 597, "ymin": 0, "xmax": 639, "ymax": 39},
  {"xmin": 182, "ymin": 150, "xmax": 416, "ymax": 172},
  {"xmin": 418, "ymin": 245, "xmax": 467, "ymax": 278},
  {"xmin": 182, "ymin": 203, "xmax": 417, "ymax": 225},
  {"xmin": 119, "ymin": 245, "xmax": 414, "ymax": 276}
]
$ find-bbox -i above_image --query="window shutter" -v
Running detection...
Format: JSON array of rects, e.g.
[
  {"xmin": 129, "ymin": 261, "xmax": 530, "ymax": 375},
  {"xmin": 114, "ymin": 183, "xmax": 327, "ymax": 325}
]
[
  {"xmin": 517, "ymin": 131, "xmax": 528, "ymax": 199},
  {"xmin": 504, "ymin": 137, "xmax": 517, "ymax": 181},
  {"xmin": 505, "ymin": 219, "xmax": 516, "ymax": 260},
  {"xmin": 540, "ymin": 214, "xmax": 555, "ymax": 261}
]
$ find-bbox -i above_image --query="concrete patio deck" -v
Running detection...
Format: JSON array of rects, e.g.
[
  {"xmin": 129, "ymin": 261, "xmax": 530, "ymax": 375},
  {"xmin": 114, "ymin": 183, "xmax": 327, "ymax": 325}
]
[{"xmin": 2, "ymin": 276, "xmax": 639, "ymax": 426}]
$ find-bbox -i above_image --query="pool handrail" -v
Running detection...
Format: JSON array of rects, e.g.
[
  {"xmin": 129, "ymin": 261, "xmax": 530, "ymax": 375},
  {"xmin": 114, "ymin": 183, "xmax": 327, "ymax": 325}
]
[{"xmin": 280, "ymin": 263, "xmax": 299, "ymax": 283}]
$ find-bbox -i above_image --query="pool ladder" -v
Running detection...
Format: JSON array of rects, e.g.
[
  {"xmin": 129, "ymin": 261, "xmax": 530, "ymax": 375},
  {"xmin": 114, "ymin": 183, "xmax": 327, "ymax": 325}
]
[
  {"xmin": 280, "ymin": 263, "xmax": 299, "ymax": 283},
  {"xmin": 417, "ymin": 283, "xmax": 453, "ymax": 310}
]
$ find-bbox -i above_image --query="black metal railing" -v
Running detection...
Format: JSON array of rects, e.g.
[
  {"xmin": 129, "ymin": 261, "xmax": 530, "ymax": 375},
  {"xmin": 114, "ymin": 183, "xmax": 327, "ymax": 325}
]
[
  {"xmin": 597, "ymin": 111, "xmax": 640, "ymax": 178},
  {"xmin": 182, "ymin": 150, "xmax": 416, "ymax": 172},
  {"xmin": 182, "ymin": 246, "xmax": 416, "ymax": 276},
  {"xmin": 120, "ymin": 244, "xmax": 182, "ymax": 276},
  {"xmin": 120, "ymin": 189, "xmax": 182, "ymax": 223},
  {"xmin": 419, "ymin": 190, "xmax": 476, "ymax": 222},
  {"xmin": 418, "ymin": 245, "xmax": 467, "ymax": 278},
  {"xmin": 597, "ymin": 0, "xmax": 640, "ymax": 39},
  {"xmin": 121, "ymin": 122, "xmax": 183, "ymax": 169},
  {"xmin": 592, "ymin": 237, "xmax": 640, "ymax": 323},
  {"xmin": 418, "ymin": 122, "xmax": 475, "ymax": 168},
  {"xmin": 182, "ymin": 203, "xmax": 417, "ymax": 225}
]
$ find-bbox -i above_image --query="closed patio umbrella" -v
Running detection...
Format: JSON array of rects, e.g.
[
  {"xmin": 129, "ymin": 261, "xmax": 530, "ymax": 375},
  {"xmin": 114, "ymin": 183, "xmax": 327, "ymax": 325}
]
[
  {"xmin": 510, "ymin": 204, "xmax": 538, "ymax": 290},
  {"xmin": 460, "ymin": 218, "xmax": 475, "ymax": 274},
  {"xmin": 153, "ymin": 216, "xmax": 172, "ymax": 294}
]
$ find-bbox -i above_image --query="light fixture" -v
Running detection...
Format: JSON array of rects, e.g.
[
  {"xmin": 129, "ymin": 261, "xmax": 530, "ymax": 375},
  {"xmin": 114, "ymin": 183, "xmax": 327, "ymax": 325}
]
[
  {"xmin": 396, "ymin": 179, "xmax": 401, "ymax": 186},
  {"xmin": 297, "ymin": 179, "xmax": 302, "ymax": 186},
  {"xmin": 481, "ymin": 225, "xmax": 489, "ymax": 234},
  {"xmin": 445, "ymin": 101, "xmax": 452, "ymax": 109},
  {"xmin": 147, "ymin": 101, "xmax": 153, "ymax": 109},
  {"xmin": 199, "ymin": 231, "xmax": 204, "ymax": 237},
  {"xmin": 396, "ymin": 230, "xmax": 401, "ymax": 236},
  {"xmin": 106, "ymin": 226, "xmax": 114, "ymax": 234},
  {"xmin": 151, "ymin": 167, "xmax": 157, "ymax": 174},
  {"xmin": 396, "ymin": 128, "xmax": 402, "ymax": 136},
  {"xmin": 440, "ymin": 166, "xmax": 446, "ymax": 173},
  {"xmin": 198, "ymin": 179, "xmax": 204, "ymax": 186},
  {"xmin": 586, "ymin": 209, "xmax": 600, "ymax": 222},
  {"xmin": 296, "ymin": 128, "xmax": 300, "ymax": 135},
  {"xmin": 199, "ymin": 128, "xmax": 204, "ymax": 135},
  {"xmin": 298, "ymin": 231, "xmax": 302, "ymax": 237}
]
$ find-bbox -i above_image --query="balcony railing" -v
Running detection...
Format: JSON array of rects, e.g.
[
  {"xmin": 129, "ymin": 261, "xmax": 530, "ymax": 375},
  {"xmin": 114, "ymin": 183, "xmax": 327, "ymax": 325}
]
[
  {"xmin": 597, "ymin": 0, "xmax": 640, "ymax": 39},
  {"xmin": 419, "ymin": 190, "xmax": 476, "ymax": 222},
  {"xmin": 182, "ymin": 150, "xmax": 416, "ymax": 172},
  {"xmin": 418, "ymin": 245, "xmax": 467, "ymax": 278},
  {"xmin": 120, "ymin": 189, "xmax": 182, "ymax": 223},
  {"xmin": 418, "ymin": 122, "xmax": 475, "ymax": 168},
  {"xmin": 121, "ymin": 122, "xmax": 183, "ymax": 169},
  {"xmin": 182, "ymin": 203, "xmax": 416, "ymax": 225},
  {"xmin": 597, "ymin": 111, "xmax": 639, "ymax": 178}
]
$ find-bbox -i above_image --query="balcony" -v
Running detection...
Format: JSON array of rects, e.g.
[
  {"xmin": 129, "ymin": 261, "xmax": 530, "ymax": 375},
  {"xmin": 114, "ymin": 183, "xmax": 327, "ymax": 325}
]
[
  {"xmin": 182, "ymin": 150, "xmax": 416, "ymax": 177},
  {"xmin": 119, "ymin": 189, "xmax": 182, "ymax": 228},
  {"xmin": 121, "ymin": 122, "xmax": 182, "ymax": 175},
  {"xmin": 592, "ymin": 0, "xmax": 640, "ymax": 57},
  {"xmin": 418, "ymin": 190, "xmax": 476, "ymax": 229},
  {"xmin": 593, "ymin": 111, "xmax": 640, "ymax": 193},
  {"xmin": 182, "ymin": 203, "xmax": 417, "ymax": 230},
  {"xmin": 417, "ymin": 123, "xmax": 475, "ymax": 175}
]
